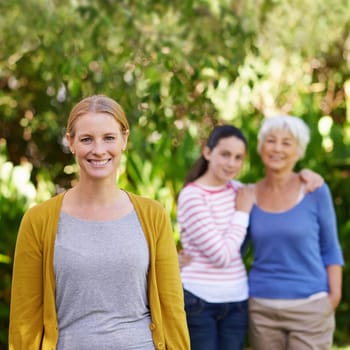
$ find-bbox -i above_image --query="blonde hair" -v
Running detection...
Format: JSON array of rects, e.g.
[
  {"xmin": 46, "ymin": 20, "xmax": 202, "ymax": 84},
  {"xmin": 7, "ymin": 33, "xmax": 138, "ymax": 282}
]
[
  {"xmin": 66, "ymin": 95, "xmax": 129, "ymax": 137},
  {"xmin": 257, "ymin": 115, "xmax": 310, "ymax": 159}
]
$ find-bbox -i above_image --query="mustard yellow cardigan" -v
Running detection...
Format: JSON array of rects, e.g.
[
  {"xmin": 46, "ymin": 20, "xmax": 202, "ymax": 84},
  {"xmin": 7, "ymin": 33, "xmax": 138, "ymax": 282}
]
[{"xmin": 9, "ymin": 192, "xmax": 190, "ymax": 350}]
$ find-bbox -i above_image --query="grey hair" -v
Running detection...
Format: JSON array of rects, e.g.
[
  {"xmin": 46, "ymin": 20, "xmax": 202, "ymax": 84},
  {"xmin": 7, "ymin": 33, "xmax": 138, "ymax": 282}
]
[{"xmin": 257, "ymin": 115, "xmax": 310, "ymax": 159}]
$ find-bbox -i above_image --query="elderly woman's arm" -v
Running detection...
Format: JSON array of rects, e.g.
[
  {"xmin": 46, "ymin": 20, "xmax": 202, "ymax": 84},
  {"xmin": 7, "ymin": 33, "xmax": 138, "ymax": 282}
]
[{"xmin": 327, "ymin": 264, "xmax": 342, "ymax": 310}]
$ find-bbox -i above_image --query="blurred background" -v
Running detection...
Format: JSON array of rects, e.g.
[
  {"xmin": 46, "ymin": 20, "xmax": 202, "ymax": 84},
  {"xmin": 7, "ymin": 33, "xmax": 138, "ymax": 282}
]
[{"xmin": 0, "ymin": 0, "xmax": 349, "ymax": 348}]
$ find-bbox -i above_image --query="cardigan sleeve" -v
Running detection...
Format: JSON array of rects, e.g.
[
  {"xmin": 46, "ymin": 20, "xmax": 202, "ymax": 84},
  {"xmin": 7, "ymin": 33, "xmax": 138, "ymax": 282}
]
[
  {"xmin": 9, "ymin": 209, "xmax": 45, "ymax": 349},
  {"xmin": 153, "ymin": 208, "xmax": 190, "ymax": 349}
]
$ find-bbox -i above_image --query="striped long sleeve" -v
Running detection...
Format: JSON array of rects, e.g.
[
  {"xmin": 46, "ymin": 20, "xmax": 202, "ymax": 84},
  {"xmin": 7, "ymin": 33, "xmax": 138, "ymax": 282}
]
[{"xmin": 177, "ymin": 181, "xmax": 249, "ymax": 289}]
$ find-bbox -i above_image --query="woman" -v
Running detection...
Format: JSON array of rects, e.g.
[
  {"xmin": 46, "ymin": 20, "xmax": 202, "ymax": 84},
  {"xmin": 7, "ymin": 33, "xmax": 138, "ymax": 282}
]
[
  {"xmin": 177, "ymin": 125, "xmax": 256, "ymax": 350},
  {"xmin": 248, "ymin": 115, "xmax": 344, "ymax": 350},
  {"xmin": 9, "ymin": 95, "xmax": 190, "ymax": 349}
]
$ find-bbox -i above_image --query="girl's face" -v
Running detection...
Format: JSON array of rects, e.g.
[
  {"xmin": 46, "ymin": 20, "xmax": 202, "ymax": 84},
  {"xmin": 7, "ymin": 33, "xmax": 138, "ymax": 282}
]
[
  {"xmin": 259, "ymin": 128, "xmax": 299, "ymax": 172},
  {"xmin": 204, "ymin": 136, "xmax": 246, "ymax": 186},
  {"xmin": 67, "ymin": 112, "xmax": 128, "ymax": 182}
]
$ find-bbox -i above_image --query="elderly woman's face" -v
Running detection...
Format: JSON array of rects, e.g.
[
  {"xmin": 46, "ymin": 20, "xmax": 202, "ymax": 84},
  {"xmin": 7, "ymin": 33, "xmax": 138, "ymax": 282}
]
[{"xmin": 260, "ymin": 128, "xmax": 300, "ymax": 171}]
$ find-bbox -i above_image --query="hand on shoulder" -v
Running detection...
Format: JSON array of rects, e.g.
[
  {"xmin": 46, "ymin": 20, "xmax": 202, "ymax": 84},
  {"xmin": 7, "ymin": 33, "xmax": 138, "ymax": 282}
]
[
  {"xmin": 236, "ymin": 184, "xmax": 255, "ymax": 213},
  {"xmin": 299, "ymin": 168, "xmax": 324, "ymax": 193}
]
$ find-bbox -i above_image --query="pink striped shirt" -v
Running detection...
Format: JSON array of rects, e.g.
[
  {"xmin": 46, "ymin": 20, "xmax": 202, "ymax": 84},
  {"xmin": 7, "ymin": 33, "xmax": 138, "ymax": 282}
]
[{"xmin": 177, "ymin": 180, "xmax": 249, "ymax": 302}]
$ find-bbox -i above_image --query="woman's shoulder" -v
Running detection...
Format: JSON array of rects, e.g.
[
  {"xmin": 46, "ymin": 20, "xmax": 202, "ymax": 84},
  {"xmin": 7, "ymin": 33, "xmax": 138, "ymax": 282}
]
[
  {"xmin": 19, "ymin": 193, "xmax": 64, "ymax": 232},
  {"xmin": 305, "ymin": 183, "xmax": 332, "ymax": 204},
  {"xmin": 126, "ymin": 192, "xmax": 171, "ymax": 228},
  {"xmin": 127, "ymin": 191, "xmax": 165, "ymax": 211},
  {"xmin": 25, "ymin": 192, "xmax": 64, "ymax": 216},
  {"xmin": 309, "ymin": 182, "xmax": 330, "ymax": 196}
]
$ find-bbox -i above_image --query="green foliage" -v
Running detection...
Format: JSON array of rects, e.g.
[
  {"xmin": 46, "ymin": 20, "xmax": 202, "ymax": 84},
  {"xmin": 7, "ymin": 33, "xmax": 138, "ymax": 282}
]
[
  {"xmin": 1, "ymin": 0, "xmax": 350, "ymax": 347},
  {"xmin": 0, "ymin": 140, "xmax": 54, "ymax": 347}
]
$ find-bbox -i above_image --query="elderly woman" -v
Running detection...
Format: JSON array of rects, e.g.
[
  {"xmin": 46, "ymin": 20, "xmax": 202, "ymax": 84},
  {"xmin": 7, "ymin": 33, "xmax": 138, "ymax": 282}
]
[{"xmin": 248, "ymin": 115, "xmax": 344, "ymax": 350}]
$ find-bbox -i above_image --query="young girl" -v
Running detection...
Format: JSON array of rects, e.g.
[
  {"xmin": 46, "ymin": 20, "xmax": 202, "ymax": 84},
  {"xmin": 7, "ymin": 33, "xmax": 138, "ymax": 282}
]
[{"xmin": 177, "ymin": 125, "xmax": 255, "ymax": 350}]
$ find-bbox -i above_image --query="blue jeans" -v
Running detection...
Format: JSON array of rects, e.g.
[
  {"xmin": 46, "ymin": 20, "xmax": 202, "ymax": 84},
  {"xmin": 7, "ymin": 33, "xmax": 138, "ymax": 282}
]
[{"xmin": 184, "ymin": 289, "xmax": 248, "ymax": 350}]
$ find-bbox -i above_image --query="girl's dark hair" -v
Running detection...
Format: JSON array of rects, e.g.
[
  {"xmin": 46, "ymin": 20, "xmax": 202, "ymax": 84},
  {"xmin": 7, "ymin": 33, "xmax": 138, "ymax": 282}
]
[{"xmin": 184, "ymin": 125, "xmax": 247, "ymax": 185}]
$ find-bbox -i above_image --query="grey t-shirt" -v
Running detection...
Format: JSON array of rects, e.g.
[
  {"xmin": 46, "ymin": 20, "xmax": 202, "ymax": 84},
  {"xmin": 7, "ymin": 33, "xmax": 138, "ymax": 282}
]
[{"xmin": 54, "ymin": 210, "xmax": 155, "ymax": 350}]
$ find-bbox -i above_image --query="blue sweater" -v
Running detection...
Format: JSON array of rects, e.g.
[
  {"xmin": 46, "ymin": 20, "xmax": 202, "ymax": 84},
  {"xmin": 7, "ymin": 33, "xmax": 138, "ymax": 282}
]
[{"xmin": 248, "ymin": 184, "xmax": 344, "ymax": 299}]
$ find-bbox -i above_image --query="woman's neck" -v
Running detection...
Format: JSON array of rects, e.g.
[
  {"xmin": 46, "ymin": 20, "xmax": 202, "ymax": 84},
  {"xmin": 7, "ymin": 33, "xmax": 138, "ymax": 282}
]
[
  {"xmin": 262, "ymin": 170, "xmax": 297, "ymax": 191},
  {"xmin": 256, "ymin": 171, "xmax": 303, "ymax": 212},
  {"xmin": 72, "ymin": 182, "xmax": 121, "ymax": 206},
  {"xmin": 63, "ymin": 182, "xmax": 132, "ymax": 221}
]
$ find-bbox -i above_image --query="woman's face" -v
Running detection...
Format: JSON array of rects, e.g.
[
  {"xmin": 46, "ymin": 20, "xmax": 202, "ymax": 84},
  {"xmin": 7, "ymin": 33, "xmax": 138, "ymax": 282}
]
[
  {"xmin": 67, "ymin": 112, "xmax": 128, "ymax": 182},
  {"xmin": 259, "ymin": 128, "xmax": 300, "ymax": 172},
  {"xmin": 204, "ymin": 136, "xmax": 246, "ymax": 185}
]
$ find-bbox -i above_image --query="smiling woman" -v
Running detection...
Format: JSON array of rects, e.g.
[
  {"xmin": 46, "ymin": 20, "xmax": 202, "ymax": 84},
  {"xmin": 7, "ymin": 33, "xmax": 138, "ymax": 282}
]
[
  {"xmin": 248, "ymin": 115, "xmax": 344, "ymax": 350},
  {"xmin": 66, "ymin": 112, "xmax": 128, "ymax": 195},
  {"xmin": 9, "ymin": 95, "xmax": 190, "ymax": 350}
]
